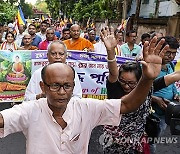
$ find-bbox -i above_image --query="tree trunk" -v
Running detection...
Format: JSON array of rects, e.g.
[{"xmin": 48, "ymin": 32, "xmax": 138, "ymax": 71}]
[
  {"xmin": 154, "ymin": 0, "xmax": 160, "ymax": 18},
  {"xmin": 134, "ymin": 0, "xmax": 142, "ymax": 31},
  {"xmin": 122, "ymin": 0, "xmax": 127, "ymax": 20}
]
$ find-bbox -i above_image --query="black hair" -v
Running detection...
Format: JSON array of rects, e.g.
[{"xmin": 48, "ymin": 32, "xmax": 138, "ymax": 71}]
[
  {"xmin": 87, "ymin": 28, "xmax": 94, "ymax": 33},
  {"xmin": 28, "ymin": 24, "xmax": 36, "ymax": 28},
  {"xmin": 66, "ymin": 23, "xmax": 73, "ymax": 29},
  {"xmin": 119, "ymin": 62, "xmax": 142, "ymax": 81},
  {"xmin": 114, "ymin": 29, "xmax": 123, "ymax": 35},
  {"xmin": 41, "ymin": 63, "xmax": 75, "ymax": 83},
  {"xmin": 157, "ymin": 36, "xmax": 179, "ymax": 50},
  {"xmin": 62, "ymin": 27, "xmax": 70, "ymax": 33},
  {"xmin": 126, "ymin": 30, "xmax": 136, "ymax": 36},
  {"xmin": 141, "ymin": 33, "xmax": 150, "ymax": 40},
  {"xmin": 5, "ymin": 31, "xmax": 15, "ymax": 39},
  {"xmin": 41, "ymin": 20, "xmax": 48, "ymax": 25}
]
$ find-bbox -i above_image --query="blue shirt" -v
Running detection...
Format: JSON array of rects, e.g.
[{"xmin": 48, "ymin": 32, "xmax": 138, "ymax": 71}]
[
  {"xmin": 120, "ymin": 43, "xmax": 142, "ymax": 58},
  {"xmin": 153, "ymin": 63, "xmax": 178, "ymax": 115},
  {"xmin": 32, "ymin": 35, "xmax": 42, "ymax": 47},
  {"xmin": 54, "ymin": 31, "xmax": 61, "ymax": 38}
]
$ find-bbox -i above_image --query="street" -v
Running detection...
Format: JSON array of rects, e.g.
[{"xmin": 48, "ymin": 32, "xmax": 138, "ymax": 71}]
[{"xmin": 0, "ymin": 103, "xmax": 179, "ymax": 154}]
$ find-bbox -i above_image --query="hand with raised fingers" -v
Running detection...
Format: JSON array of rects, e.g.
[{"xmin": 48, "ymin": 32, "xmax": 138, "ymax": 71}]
[
  {"xmin": 140, "ymin": 36, "xmax": 168, "ymax": 80},
  {"xmin": 100, "ymin": 26, "xmax": 117, "ymax": 53}
]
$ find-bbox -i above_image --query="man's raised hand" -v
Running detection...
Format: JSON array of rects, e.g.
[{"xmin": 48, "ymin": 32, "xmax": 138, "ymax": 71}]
[
  {"xmin": 100, "ymin": 26, "xmax": 117, "ymax": 52},
  {"xmin": 140, "ymin": 36, "xmax": 168, "ymax": 80}
]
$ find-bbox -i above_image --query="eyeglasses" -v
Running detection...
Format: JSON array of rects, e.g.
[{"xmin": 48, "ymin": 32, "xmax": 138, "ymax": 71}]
[
  {"xmin": 50, "ymin": 51, "xmax": 66, "ymax": 57},
  {"xmin": 44, "ymin": 81, "xmax": 74, "ymax": 92},
  {"xmin": 164, "ymin": 51, "xmax": 177, "ymax": 57},
  {"xmin": 118, "ymin": 78, "xmax": 137, "ymax": 89}
]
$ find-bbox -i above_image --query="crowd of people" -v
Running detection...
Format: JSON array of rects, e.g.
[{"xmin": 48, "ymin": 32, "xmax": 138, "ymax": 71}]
[{"xmin": 0, "ymin": 19, "xmax": 180, "ymax": 154}]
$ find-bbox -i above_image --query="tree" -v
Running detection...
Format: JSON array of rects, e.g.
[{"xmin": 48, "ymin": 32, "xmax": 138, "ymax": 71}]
[
  {"xmin": 7, "ymin": 0, "xmax": 18, "ymax": 6},
  {"xmin": 44, "ymin": 0, "xmax": 133, "ymax": 23},
  {"xmin": 0, "ymin": 2, "xmax": 17, "ymax": 23},
  {"xmin": 45, "ymin": 0, "xmax": 60, "ymax": 19},
  {"xmin": 20, "ymin": 0, "xmax": 34, "ymax": 19},
  {"xmin": 35, "ymin": 0, "xmax": 49, "ymax": 14}
]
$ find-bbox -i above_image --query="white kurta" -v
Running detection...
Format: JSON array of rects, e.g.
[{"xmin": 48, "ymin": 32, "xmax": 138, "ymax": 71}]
[{"xmin": 0, "ymin": 98, "xmax": 121, "ymax": 154}]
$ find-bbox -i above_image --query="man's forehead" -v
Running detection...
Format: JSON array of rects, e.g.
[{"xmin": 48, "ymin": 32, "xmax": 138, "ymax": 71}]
[
  {"xmin": 129, "ymin": 33, "xmax": 136, "ymax": 36},
  {"xmin": 64, "ymin": 31, "xmax": 70, "ymax": 34},
  {"xmin": 51, "ymin": 43, "xmax": 64, "ymax": 50},
  {"xmin": 46, "ymin": 64, "xmax": 72, "ymax": 75},
  {"xmin": 89, "ymin": 30, "xmax": 95, "ymax": 34},
  {"xmin": 24, "ymin": 34, "xmax": 31, "ymax": 38},
  {"xmin": 47, "ymin": 30, "xmax": 54, "ymax": 34},
  {"xmin": 24, "ymin": 37, "xmax": 31, "ymax": 39},
  {"xmin": 41, "ymin": 23, "xmax": 47, "ymax": 26},
  {"xmin": 29, "ymin": 26, "xmax": 35, "ymax": 29},
  {"xmin": 71, "ymin": 25, "xmax": 80, "ymax": 30},
  {"xmin": 24, "ymin": 35, "xmax": 31, "ymax": 38}
]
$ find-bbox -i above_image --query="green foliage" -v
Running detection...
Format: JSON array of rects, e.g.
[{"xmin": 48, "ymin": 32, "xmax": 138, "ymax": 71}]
[
  {"xmin": 0, "ymin": 1, "xmax": 34, "ymax": 23},
  {"xmin": 9, "ymin": 0, "xmax": 18, "ymax": 6},
  {"xmin": 45, "ymin": 0, "xmax": 60, "ymax": 19},
  {"xmin": 45, "ymin": 0, "xmax": 123, "ymax": 23},
  {"xmin": 72, "ymin": 0, "xmax": 119, "ymax": 24},
  {"xmin": 0, "ymin": 2, "xmax": 17, "ymax": 23},
  {"xmin": 25, "ymin": 60, "xmax": 31, "ymax": 75},
  {"xmin": 20, "ymin": 0, "xmax": 34, "ymax": 18},
  {"xmin": 35, "ymin": 0, "xmax": 49, "ymax": 14},
  {"xmin": 0, "ymin": 60, "xmax": 11, "ymax": 82},
  {"xmin": 0, "ymin": 70, "xmax": 7, "ymax": 82},
  {"xmin": 2, "ymin": 60, "xmax": 11, "ymax": 69}
]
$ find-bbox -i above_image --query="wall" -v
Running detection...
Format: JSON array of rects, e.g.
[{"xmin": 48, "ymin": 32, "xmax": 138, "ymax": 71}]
[
  {"xmin": 137, "ymin": 24, "xmax": 167, "ymax": 43},
  {"xmin": 129, "ymin": 0, "xmax": 180, "ymax": 18}
]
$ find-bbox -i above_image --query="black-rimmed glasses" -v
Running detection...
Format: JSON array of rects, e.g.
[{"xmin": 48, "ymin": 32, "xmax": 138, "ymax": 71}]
[
  {"xmin": 118, "ymin": 78, "xmax": 137, "ymax": 89},
  {"xmin": 44, "ymin": 81, "xmax": 74, "ymax": 92},
  {"xmin": 164, "ymin": 51, "xmax": 177, "ymax": 57}
]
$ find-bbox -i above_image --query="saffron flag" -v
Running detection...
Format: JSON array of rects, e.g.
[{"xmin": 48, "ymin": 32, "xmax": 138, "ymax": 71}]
[
  {"xmin": 41, "ymin": 15, "xmax": 45, "ymax": 21},
  {"xmin": 17, "ymin": 5, "xmax": 26, "ymax": 26},
  {"xmin": 69, "ymin": 17, "xmax": 73, "ymax": 24},
  {"xmin": 117, "ymin": 17, "xmax": 129, "ymax": 32}
]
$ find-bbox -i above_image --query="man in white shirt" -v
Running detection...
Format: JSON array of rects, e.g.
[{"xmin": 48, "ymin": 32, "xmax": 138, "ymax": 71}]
[
  {"xmin": 36, "ymin": 21, "xmax": 48, "ymax": 41},
  {"xmin": 15, "ymin": 24, "xmax": 25, "ymax": 47},
  {"xmin": 0, "ymin": 27, "xmax": 168, "ymax": 154},
  {"xmin": 25, "ymin": 40, "xmax": 82, "ymax": 100},
  {"xmin": 94, "ymin": 38, "xmax": 107, "ymax": 55}
]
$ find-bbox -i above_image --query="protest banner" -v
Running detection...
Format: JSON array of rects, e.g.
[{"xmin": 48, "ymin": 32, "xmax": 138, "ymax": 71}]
[
  {"xmin": 0, "ymin": 51, "xmax": 31, "ymax": 102},
  {"xmin": 0, "ymin": 50, "xmax": 180, "ymax": 102}
]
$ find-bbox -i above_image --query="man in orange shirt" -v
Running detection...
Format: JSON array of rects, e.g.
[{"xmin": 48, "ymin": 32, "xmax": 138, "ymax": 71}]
[{"xmin": 63, "ymin": 24, "xmax": 94, "ymax": 51}]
